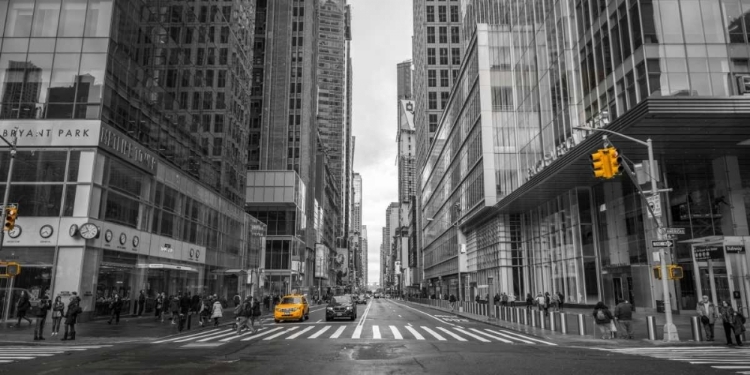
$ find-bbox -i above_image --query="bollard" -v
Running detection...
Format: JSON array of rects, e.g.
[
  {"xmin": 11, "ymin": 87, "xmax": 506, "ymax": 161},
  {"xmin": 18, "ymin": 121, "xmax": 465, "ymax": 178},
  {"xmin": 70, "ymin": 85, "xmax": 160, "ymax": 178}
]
[
  {"xmin": 531, "ymin": 310, "xmax": 538, "ymax": 327},
  {"xmin": 578, "ymin": 314, "xmax": 587, "ymax": 336},
  {"xmin": 690, "ymin": 316, "xmax": 702, "ymax": 342},
  {"xmin": 512, "ymin": 308, "xmax": 518, "ymax": 323},
  {"xmin": 550, "ymin": 311, "xmax": 556, "ymax": 332},
  {"xmin": 540, "ymin": 311, "xmax": 546, "ymax": 329},
  {"xmin": 560, "ymin": 312, "xmax": 568, "ymax": 334},
  {"xmin": 496, "ymin": 305, "xmax": 500, "ymax": 320},
  {"xmin": 647, "ymin": 315, "xmax": 657, "ymax": 340}
]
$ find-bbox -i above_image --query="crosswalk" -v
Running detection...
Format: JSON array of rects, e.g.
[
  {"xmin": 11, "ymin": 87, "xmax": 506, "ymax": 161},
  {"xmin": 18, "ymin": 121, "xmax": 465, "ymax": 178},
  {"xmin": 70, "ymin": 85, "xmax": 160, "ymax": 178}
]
[
  {"xmin": 0, "ymin": 345, "xmax": 112, "ymax": 365},
  {"xmin": 598, "ymin": 346, "xmax": 750, "ymax": 373},
  {"xmin": 152, "ymin": 324, "xmax": 557, "ymax": 346}
]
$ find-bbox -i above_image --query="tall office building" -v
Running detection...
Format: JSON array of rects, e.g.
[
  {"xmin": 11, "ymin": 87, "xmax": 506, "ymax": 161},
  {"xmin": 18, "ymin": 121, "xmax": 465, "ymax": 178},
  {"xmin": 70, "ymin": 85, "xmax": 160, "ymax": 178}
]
[
  {"xmin": 421, "ymin": 0, "xmax": 750, "ymax": 312},
  {"xmin": 361, "ymin": 225, "xmax": 368, "ymax": 287},
  {"xmin": 0, "ymin": 0, "xmax": 265, "ymax": 319},
  {"xmin": 397, "ymin": 59, "xmax": 413, "ymax": 100},
  {"xmin": 352, "ymin": 172, "xmax": 362, "ymax": 232},
  {"xmin": 397, "ymin": 100, "xmax": 416, "ymax": 203}
]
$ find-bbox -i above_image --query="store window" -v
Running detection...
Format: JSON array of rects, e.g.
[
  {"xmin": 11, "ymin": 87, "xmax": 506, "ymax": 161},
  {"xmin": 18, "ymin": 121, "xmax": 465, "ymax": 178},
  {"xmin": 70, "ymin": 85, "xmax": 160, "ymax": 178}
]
[{"xmin": 0, "ymin": 247, "xmax": 53, "ymax": 320}]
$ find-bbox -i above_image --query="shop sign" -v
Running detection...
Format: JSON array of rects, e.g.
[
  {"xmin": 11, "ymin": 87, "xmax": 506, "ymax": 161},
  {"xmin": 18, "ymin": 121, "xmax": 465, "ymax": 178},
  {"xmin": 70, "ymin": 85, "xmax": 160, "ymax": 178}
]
[
  {"xmin": 0, "ymin": 120, "xmax": 101, "ymax": 147},
  {"xmin": 694, "ymin": 245, "xmax": 724, "ymax": 260},
  {"xmin": 99, "ymin": 124, "xmax": 157, "ymax": 172},
  {"xmin": 160, "ymin": 244, "xmax": 174, "ymax": 253},
  {"xmin": 726, "ymin": 245, "xmax": 746, "ymax": 254}
]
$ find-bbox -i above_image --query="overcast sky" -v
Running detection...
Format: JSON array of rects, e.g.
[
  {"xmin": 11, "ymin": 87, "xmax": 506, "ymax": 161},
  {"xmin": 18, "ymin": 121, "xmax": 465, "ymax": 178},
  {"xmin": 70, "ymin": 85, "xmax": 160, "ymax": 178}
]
[{"xmin": 350, "ymin": 0, "xmax": 412, "ymax": 285}]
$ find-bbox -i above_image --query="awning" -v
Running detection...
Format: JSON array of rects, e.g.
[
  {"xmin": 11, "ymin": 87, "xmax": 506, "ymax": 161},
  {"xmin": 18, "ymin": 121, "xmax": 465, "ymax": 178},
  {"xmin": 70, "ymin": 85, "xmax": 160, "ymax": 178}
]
[
  {"xmin": 211, "ymin": 269, "xmax": 248, "ymax": 275},
  {"xmin": 136, "ymin": 263, "xmax": 198, "ymax": 272}
]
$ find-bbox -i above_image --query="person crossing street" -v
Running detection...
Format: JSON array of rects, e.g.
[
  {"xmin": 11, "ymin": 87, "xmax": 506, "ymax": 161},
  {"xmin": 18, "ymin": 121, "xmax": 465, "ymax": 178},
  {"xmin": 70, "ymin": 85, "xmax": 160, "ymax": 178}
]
[{"xmin": 236, "ymin": 297, "xmax": 253, "ymax": 335}]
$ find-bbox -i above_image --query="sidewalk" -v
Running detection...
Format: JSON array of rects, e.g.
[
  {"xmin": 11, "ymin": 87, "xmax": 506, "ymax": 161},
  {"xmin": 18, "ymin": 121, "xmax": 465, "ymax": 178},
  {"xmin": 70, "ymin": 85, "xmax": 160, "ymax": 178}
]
[
  {"xmin": 0, "ymin": 312, "xmax": 274, "ymax": 346},
  {"xmin": 406, "ymin": 299, "xmax": 728, "ymax": 348}
]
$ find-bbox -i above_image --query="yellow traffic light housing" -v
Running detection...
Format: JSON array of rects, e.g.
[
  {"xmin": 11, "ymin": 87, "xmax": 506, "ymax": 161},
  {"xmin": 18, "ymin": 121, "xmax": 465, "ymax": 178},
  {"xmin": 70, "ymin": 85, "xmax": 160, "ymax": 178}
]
[
  {"xmin": 668, "ymin": 265, "xmax": 683, "ymax": 280},
  {"xmin": 653, "ymin": 266, "xmax": 662, "ymax": 280},
  {"xmin": 608, "ymin": 147, "xmax": 623, "ymax": 176},
  {"xmin": 0, "ymin": 262, "xmax": 21, "ymax": 277},
  {"xmin": 590, "ymin": 149, "xmax": 612, "ymax": 179},
  {"xmin": 3, "ymin": 206, "xmax": 17, "ymax": 231}
]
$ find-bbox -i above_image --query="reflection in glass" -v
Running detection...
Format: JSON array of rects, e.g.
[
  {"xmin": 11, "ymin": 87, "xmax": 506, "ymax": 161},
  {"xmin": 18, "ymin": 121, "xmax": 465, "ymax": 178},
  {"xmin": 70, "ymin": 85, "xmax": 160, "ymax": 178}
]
[
  {"xmin": 4, "ymin": 0, "xmax": 33, "ymax": 37},
  {"xmin": 84, "ymin": 0, "xmax": 113, "ymax": 37},
  {"xmin": 32, "ymin": 0, "xmax": 61, "ymax": 37},
  {"xmin": 702, "ymin": 0, "xmax": 727, "ymax": 43},
  {"xmin": 681, "ymin": 0, "xmax": 706, "ymax": 43},
  {"xmin": 58, "ymin": 0, "xmax": 87, "ymax": 37},
  {"xmin": 20, "ymin": 53, "xmax": 53, "ymax": 118},
  {"xmin": 8, "ymin": 184, "xmax": 64, "ymax": 216},
  {"xmin": 0, "ymin": 53, "xmax": 27, "ymax": 119},
  {"xmin": 12, "ymin": 151, "xmax": 68, "ymax": 182},
  {"xmin": 47, "ymin": 53, "xmax": 80, "ymax": 118}
]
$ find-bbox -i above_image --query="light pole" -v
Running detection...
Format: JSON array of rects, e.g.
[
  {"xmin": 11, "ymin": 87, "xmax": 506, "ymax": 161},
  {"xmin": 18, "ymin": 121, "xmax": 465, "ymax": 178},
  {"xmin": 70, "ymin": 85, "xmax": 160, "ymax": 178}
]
[
  {"xmin": 0, "ymin": 129, "xmax": 18, "ymax": 254},
  {"xmin": 574, "ymin": 126, "xmax": 678, "ymax": 342}
]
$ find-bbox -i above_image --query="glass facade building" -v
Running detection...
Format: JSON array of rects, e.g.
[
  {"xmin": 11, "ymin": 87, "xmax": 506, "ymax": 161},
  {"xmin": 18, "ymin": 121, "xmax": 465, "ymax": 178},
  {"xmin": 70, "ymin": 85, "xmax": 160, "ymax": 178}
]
[{"xmin": 420, "ymin": 0, "xmax": 750, "ymax": 311}]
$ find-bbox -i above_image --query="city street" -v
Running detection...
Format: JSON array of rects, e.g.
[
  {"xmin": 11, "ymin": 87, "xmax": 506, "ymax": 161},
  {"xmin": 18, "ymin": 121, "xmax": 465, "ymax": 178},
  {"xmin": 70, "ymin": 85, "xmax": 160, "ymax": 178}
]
[{"xmin": 0, "ymin": 299, "xmax": 734, "ymax": 375}]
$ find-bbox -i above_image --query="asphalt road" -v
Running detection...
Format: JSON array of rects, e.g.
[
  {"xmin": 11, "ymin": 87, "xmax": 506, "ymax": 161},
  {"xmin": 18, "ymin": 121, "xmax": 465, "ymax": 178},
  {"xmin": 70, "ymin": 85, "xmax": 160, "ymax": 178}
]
[{"xmin": 0, "ymin": 298, "xmax": 731, "ymax": 375}]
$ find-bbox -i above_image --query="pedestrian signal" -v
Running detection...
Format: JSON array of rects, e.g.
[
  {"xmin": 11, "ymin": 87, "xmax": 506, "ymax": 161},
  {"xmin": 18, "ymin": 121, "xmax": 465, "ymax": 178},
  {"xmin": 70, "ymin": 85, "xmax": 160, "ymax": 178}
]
[
  {"xmin": 668, "ymin": 265, "xmax": 683, "ymax": 280},
  {"xmin": 3, "ymin": 206, "xmax": 17, "ymax": 231},
  {"xmin": 590, "ymin": 149, "xmax": 611, "ymax": 179}
]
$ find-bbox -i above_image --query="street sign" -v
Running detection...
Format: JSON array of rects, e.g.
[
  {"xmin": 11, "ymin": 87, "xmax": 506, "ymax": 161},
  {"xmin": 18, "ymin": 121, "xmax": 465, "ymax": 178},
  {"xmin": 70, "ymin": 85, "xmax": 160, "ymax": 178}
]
[
  {"xmin": 652, "ymin": 240, "xmax": 674, "ymax": 247},
  {"xmin": 726, "ymin": 245, "xmax": 746, "ymax": 254},
  {"xmin": 694, "ymin": 245, "xmax": 723, "ymax": 261},
  {"xmin": 646, "ymin": 195, "xmax": 662, "ymax": 218},
  {"xmin": 663, "ymin": 227, "xmax": 685, "ymax": 235}
]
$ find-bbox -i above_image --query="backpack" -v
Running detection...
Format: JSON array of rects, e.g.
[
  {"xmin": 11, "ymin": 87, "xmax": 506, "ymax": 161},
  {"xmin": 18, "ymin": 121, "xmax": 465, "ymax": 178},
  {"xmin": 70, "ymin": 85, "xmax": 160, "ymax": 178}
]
[
  {"xmin": 252, "ymin": 302, "xmax": 262, "ymax": 317},
  {"xmin": 233, "ymin": 304, "xmax": 243, "ymax": 315},
  {"xmin": 596, "ymin": 309, "xmax": 606, "ymax": 320}
]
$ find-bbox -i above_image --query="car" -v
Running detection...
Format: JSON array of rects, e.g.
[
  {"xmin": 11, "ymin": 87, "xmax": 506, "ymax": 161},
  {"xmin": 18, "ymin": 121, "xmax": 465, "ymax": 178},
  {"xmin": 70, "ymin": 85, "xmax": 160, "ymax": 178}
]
[
  {"xmin": 325, "ymin": 295, "xmax": 357, "ymax": 321},
  {"xmin": 357, "ymin": 294, "xmax": 367, "ymax": 304},
  {"xmin": 273, "ymin": 294, "xmax": 309, "ymax": 323},
  {"xmin": 374, "ymin": 293, "xmax": 381, "ymax": 299}
]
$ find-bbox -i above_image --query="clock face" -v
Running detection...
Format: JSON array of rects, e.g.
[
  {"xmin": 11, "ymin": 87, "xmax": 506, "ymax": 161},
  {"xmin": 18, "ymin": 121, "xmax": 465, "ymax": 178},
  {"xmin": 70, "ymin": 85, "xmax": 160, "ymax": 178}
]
[
  {"xmin": 8, "ymin": 225, "xmax": 21, "ymax": 238},
  {"xmin": 69, "ymin": 224, "xmax": 78, "ymax": 237},
  {"xmin": 40, "ymin": 225, "xmax": 54, "ymax": 238},
  {"xmin": 79, "ymin": 223, "xmax": 99, "ymax": 240},
  {"xmin": 104, "ymin": 229, "xmax": 113, "ymax": 243},
  {"xmin": 132, "ymin": 236, "xmax": 140, "ymax": 247},
  {"xmin": 119, "ymin": 233, "xmax": 127, "ymax": 245}
]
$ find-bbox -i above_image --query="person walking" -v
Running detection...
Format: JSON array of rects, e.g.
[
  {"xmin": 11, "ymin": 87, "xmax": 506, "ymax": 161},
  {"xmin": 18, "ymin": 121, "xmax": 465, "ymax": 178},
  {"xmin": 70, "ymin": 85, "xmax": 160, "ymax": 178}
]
[
  {"xmin": 535, "ymin": 293, "xmax": 545, "ymax": 312},
  {"xmin": 137, "ymin": 290, "xmax": 146, "ymax": 316},
  {"xmin": 593, "ymin": 301, "xmax": 614, "ymax": 340},
  {"xmin": 250, "ymin": 297, "xmax": 263, "ymax": 333},
  {"xmin": 719, "ymin": 300, "xmax": 745, "ymax": 346},
  {"xmin": 61, "ymin": 296, "xmax": 82, "ymax": 341},
  {"xmin": 614, "ymin": 299, "xmax": 634, "ymax": 339},
  {"xmin": 169, "ymin": 294, "xmax": 180, "ymax": 325},
  {"xmin": 550, "ymin": 292, "xmax": 560, "ymax": 312},
  {"xmin": 33, "ymin": 291, "xmax": 51, "ymax": 341},
  {"xmin": 236, "ymin": 297, "xmax": 253, "ymax": 335},
  {"xmin": 696, "ymin": 295, "xmax": 718, "ymax": 341},
  {"xmin": 51, "ymin": 296, "xmax": 65, "ymax": 336},
  {"xmin": 155, "ymin": 292, "xmax": 164, "ymax": 322},
  {"xmin": 501, "ymin": 293, "xmax": 508, "ymax": 307},
  {"xmin": 449, "ymin": 294, "xmax": 457, "ymax": 313},
  {"xmin": 525, "ymin": 293, "xmax": 533, "ymax": 311},
  {"xmin": 557, "ymin": 292, "xmax": 565, "ymax": 312},
  {"xmin": 211, "ymin": 297, "xmax": 223, "ymax": 326},
  {"xmin": 178, "ymin": 292, "xmax": 192, "ymax": 332},
  {"xmin": 543, "ymin": 292, "xmax": 551, "ymax": 316},
  {"xmin": 107, "ymin": 293, "xmax": 123, "ymax": 325},
  {"xmin": 15, "ymin": 291, "xmax": 32, "ymax": 327}
]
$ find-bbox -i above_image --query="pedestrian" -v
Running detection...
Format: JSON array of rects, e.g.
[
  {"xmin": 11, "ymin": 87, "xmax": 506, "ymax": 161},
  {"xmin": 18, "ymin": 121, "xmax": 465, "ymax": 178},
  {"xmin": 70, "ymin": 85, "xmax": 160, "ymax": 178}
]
[
  {"xmin": 557, "ymin": 292, "xmax": 565, "ymax": 312},
  {"xmin": 233, "ymin": 294, "xmax": 241, "ymax": 307},
  {"xmin": 33, "ymin": 291, "xmax": 51, "ymax": 341},
  {"xmin": 535, "ymin": 293, "xmax": 545, "ymax": 312},
  {"xmin": 550, "ymin": 292, "xmax": 559, "ymax": 312},
  {"xmin": 155, "ymin": 292, "xmax": 164, "ymax": 322},
  {"xmin": 178, "ymin": 292, "xmax": 191, "ymax": 332},
  {"xmin": 593, "ymin": 301, "xmax": 614, "ymax": 340},
  {"xmin": 449, "ymin": 294, "xmax": 457, "ymax": 313},
  {"xmin": 137, "ymin": 290, "xmax": 146, "ymax": 316},
  {"xmin": 107, "ymin": 293, "xmax": 123, "ymax": 325},
  {"xmin": 15, "ymin": 291, "xmax": 32, "ymax": 327},
  {"xmin": 493, "ymin": 293, "xmax": 500, "ymax": 306},
  {"xmin": 719, "ymin": 300, "xmax": 745, "ymax": 346},
  {"xmin": 501, "ymin": 293, "xmax": 508, "ymax": 307},
  {"xmin": 236, "ymin": 297, "xmax": 253, "ymax": 335},
  {"xmin": 543, "ymin": 292, "xmax": 551, "ymax": 316},
  {"xmin": 696, "ymin": 295, "xmax": 718, "ymax": 341},
  {"xmin": 169, "ymin": 294, "xmax": 180, "ymax": 325},
  {"xmin": 61, "ymin": 295, "xmax": 82, "ymax": 341},
  {"xmin": 51, "ymin": 295, "xmax": 65, "ymax": 336},
  {"xmin": 191, "ymin": 292, "xmax": 201, "ymax": 322},
  {"xmin": 614, "ymin": 299, "xmax": 634, "ymax": 339},
  {"xmin": 250, "ymin": 297, "xmax": 263, "ymax": 333},
  {"xmin": 525, "ymin": 293, "xmax": 533, "ymax": 310},
  {"xmin": 211, "ymin": 297, "xmax": 223, "ymax": 326}
]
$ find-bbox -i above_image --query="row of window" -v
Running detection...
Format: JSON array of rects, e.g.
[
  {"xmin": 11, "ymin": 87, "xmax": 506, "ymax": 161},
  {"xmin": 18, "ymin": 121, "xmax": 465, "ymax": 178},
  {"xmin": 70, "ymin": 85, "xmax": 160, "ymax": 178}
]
[
  {"xmin": 427, "ymin": 26, "xmax": 460, "ymax": 44},
  {"xmin": 426, "ymin": 47, "xmax": 459, "ymax": 65},
  {"xmin": 427, "ymin": 66, "xmax": 460, "ymax": 88},
  {"xmin": 425, "ymin": 5, "xmax": 460, "ymax": 23}
]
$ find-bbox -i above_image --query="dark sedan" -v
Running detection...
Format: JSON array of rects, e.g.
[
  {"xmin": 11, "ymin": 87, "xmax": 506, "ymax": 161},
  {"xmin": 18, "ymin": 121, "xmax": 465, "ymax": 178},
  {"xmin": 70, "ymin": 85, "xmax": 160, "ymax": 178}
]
[{"xmin": 325, "ymin": 295, "xmax": 357, "ymax": 321}]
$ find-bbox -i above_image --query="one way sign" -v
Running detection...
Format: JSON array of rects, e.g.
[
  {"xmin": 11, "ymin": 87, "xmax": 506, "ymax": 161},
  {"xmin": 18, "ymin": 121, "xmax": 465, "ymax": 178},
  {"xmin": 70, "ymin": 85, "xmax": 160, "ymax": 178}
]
[{"xmin": 652, "ymin": 240, "xmax": 674, "ymax": 247}]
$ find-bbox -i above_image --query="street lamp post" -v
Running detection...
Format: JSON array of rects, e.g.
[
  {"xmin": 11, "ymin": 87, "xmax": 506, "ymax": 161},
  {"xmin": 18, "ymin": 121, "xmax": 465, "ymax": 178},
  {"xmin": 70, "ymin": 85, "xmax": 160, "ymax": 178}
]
[
  {"xmin": 0, "ymin": 130, "xmax": 18, "ymax": 254},
  {"xmin": 574, "ymin": 126, "xmax": 678, "ymax": 342}
]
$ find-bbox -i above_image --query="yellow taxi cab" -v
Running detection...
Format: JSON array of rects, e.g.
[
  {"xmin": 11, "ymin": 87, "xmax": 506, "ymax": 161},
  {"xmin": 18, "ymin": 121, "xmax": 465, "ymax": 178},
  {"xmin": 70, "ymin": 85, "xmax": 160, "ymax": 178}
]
[{"xmin": 274, "ymin": 294, "xmax": 309, "ymax": 323}]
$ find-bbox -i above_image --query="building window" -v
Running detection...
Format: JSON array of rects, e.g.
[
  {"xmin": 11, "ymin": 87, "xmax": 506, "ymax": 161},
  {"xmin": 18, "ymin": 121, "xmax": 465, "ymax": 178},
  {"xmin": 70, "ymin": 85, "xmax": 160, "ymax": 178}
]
[
  {"xmin": 440, "ymin": 70, "xmax": 449, "ymax": 87},
  {"xmin": 439, "ymin": 27, "xmax": 447, "ymax": 43},
  {"xmin": 428, "ymin": 92, "xmax": 437, "ymax": 109},
  {"xmin": 213, "ymin": 138, "xmax": 223, "ymax": 156},
  {"xmin": 450, "ymin": 5, "xmax": 459, "ymax": 22},
  {"xmin": 452, "ymin": 48, "xmax": 460, "ymax": 65},
  {"xmin": 440, "ymin": 92, "xmax": 449, "ymax": 108},
  {"xmin": 428, "ymin": 70, "xmax": 437, "ymax": 87},
  {"xmin": 440, "ymin": 48, "xmax": 448, "ymax": 65},
  {"xmin": 452, "ymin": 69, "xmax": 459, "ymax": 83},
  {"xmin": 426, "ymin": 6, "xmax": 435, "ymax": 22},
  {"xmin": 438, "ymin": 6, "xmax": 446, "ymax": 22},
  {"xmin": 451, "ymin": 26, "xmax": 460, "ymax": 43},
  {"xmin": 427, "ymin": 27, "xmax": 435, "ymax": 43},
  {"xmin": 429, "ymin": 114, "xmax": 438, "ymax": 132},
  {"xmin": 427, "ymin": 48, "xmax": 436, "ymax": 65}
]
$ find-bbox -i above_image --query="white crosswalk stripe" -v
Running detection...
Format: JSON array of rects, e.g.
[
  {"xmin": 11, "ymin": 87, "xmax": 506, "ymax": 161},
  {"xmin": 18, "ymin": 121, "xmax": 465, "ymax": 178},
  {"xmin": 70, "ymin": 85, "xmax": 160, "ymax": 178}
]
[
  {"xmin": 0, "ymin": 346, "xmax": 111, "ymax": 364},
  {"xmin": 597, "ymin": 346, "xmax": 750, "ymax": 373},
  {"xmin": 153, "ymin": 324, "xmax": 547, "ymax": 345}
]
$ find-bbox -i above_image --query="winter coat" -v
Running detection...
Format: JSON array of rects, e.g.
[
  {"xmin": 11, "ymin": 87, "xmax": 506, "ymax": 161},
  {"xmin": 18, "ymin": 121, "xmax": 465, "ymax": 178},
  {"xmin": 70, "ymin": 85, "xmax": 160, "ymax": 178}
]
[
  {"xmin": 211, "ymin": 301, "xmax": 223, "ymax": 319},
  {"xmin": 169, "ymin": 298, "xmax": 180, "ymax": 313},
  {"xmin": 65, "ymin": 302, "xmax": 82, "ymax": 325},
  {"xmin": 614, "ymin": 302, "xmax": 633, "ymax": 320},
  {"xmin": 36, "ymin": 297, "xmax": 51, "ymax": 318},
  {"xmin": 16, "ymin": 297, "xmax": 30, "ymax": 313},
  {"xmin": 155, "ymin": 296, "xmax": 164, "ymax": 310},
  {"xmin": 696, "ymin": 301, "xmax": 718, "ymax": 324},
  {"xmin": 593, "ymin": 307, "xmax": 613, "ymax": 324},
  {"xmin": 110, "ymin": 297, "xmax": 123, "ymax": 312},
  {"xmin": 52, "ymin": 301, "xmax": 65, "ymax": 318}
]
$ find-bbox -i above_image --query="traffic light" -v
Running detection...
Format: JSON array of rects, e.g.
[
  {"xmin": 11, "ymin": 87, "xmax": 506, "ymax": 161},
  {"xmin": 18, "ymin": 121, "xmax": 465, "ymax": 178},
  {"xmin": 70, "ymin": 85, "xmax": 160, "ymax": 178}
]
[
  {"xmin": 608, "ymin": 147, "xmax": 623, "ymax": 176},
  {"xmin": 668, "ymin": 265, "xmax": 684, "ymax": 280},
  {"xmin": 3, "ymin": 206, "xmax": 17, "ymax": 231},
  {"xmin": 653, "ymin": 266, "xmax": 662, "ymax": 280},
  {"xmin": 0, "ymin": 262, "xmax": 21, "ymax": 277},
  {"xmin": 590, "ymin": 149, "xmax": 612, "ymax": 179}
]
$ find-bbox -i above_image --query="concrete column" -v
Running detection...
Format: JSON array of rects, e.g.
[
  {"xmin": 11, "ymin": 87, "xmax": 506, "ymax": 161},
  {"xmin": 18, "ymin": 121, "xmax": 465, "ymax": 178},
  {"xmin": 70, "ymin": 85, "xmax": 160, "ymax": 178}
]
[{"xmin": 712, "ymin": 156, "xmax": 749, "ymax": 236}]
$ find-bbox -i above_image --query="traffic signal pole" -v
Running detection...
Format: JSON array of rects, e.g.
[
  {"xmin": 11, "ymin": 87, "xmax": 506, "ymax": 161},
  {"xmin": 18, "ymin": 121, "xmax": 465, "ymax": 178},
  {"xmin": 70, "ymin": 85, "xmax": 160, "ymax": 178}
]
[
  {"xmin": 0, "ymin": 131, "xmax": 17, "ymax": 254},
  {"xmin": 574, "ymin": 127, "xmax": 679, "ymax": 342}
]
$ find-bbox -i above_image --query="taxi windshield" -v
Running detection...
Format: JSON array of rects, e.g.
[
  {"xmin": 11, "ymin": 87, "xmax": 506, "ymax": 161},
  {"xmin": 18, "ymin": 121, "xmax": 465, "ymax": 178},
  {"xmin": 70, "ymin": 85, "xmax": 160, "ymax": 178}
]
[{"xmin": 281, "ymin": 297, "xmax": 302, "ymax": 304}]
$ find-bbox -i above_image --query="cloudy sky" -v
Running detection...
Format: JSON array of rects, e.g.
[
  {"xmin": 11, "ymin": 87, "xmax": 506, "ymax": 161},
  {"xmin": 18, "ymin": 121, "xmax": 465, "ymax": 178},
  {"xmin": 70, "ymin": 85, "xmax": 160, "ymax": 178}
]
[{"xmin": 350, "ymin": 0, "xmax": 412, "ymax": 285}]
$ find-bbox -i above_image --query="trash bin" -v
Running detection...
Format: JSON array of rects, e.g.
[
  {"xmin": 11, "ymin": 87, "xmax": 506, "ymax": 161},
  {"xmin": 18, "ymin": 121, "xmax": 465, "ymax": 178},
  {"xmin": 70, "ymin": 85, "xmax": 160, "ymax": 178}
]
[{"xmin": 656, "ymin": 300, "xmax": 665, "ymax": 313}]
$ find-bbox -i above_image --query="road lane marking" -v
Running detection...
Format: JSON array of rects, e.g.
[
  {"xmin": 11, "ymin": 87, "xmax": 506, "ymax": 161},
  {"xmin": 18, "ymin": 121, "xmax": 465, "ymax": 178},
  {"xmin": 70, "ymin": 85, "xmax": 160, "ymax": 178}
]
[
  {"xmin": 390, "ymin": 326, "xmax": 403, "ymax": 340},
  {"xmin": 286, "ymin": 326, "xmax": 314, "ymax": 339},
  {"xmin": 452, "ymin": 327, "xmax": 491, "ymax": 342},
  {"xmin": 263, "ymin": 326, "xmax": 298, "ymax": 340},
  {"xmin": 481, "ymin": 329, "xmax": 532, "ymax": 344},
  {"xmin": 330, "ymin": 326, "xmax": 346, "ymax": 338},
  {"xmin": 372, "ymin": 325, "xmax": 382, "ymax": 339},
  {"xmin": 153, "ymin": 328, "xmax": 221, "ymax": 343},
  {"xmin": 220, "ymin": 327, "xmax": 267, "ymax": 342},
  {"xmin": 316, "ymin": 320, "xmax": 322, "ymax": 323},
  {"xmin": 404, "ymin": 325, "xmax": 424, "ymax": 340},
  {"xmin": 487, "ymin": 329, "xmax": 557, "ymax": 346},
  {"xmin": 352, "ymin": 326, "xmax": 363, "ymax": 339},
  {"xmin": 437, "ymin": 327, "xmax": 467, "ymax": 341},
  {"xmin": 240, "ymin": 327, "xmax": 283, "ymax": 341},
  {"xmin": 398, "ymin": 315, "xmax": 402, "ymax": 318},
  {"xmin": 174, "ymin": 329, "xmax": 233, "ymax": 343},
  {"xmin": 308, "ymin": 326, "xmax": 331, "ymax": 338},
  {"xmin": 356, "ymin": 301, "xmax": 373, "ymax": 327},
  {"xmin": 468, "ymin": 328, "xmax": 513, "ymax": 343},
  {"xmin": 420, "ymin": 326, "xmax": 446, "ymax": 341},
  {"xmin": 388, "ymin": 300, "xmax": 454, "ymax": 326},
  {"xmin": 197, "ymin": 329, "xmax": 240, "ymax": 342}
]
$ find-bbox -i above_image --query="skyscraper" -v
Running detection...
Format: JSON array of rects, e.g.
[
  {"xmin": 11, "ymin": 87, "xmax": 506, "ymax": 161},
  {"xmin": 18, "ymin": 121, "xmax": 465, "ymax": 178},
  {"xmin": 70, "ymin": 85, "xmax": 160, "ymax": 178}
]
[
  {"xmin": 352, "ymin": 172, "xmax": 362, "ymax": 233},
  {"xmin": 397, "ymin": 59, "xmax": 412, "ymax": 100}
]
